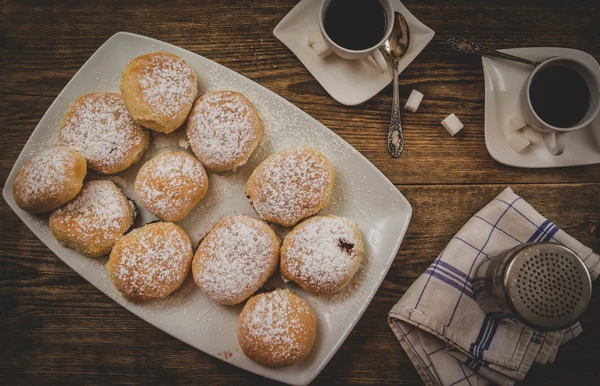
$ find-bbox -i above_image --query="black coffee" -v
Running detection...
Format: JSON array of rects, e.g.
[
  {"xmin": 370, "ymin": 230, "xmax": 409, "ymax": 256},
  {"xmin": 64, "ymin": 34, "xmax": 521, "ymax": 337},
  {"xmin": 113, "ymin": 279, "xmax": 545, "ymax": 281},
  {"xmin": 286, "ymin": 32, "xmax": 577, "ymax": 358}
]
[
  {"xmin": 324, "ymin": 0, "xmax": 386, "ymax": 51},
  {"xmin": 529, "ymin": 66, "xmax": 590, "ymax": 128}
]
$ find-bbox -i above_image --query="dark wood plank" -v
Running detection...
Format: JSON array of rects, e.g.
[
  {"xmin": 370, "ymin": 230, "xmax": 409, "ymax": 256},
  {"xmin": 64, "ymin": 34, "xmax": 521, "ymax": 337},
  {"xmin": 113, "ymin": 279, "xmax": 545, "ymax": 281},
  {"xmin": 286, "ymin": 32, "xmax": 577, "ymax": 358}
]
[{"xmin": 1, "ymin": 0, "xmax": 600, "ymax": 385}]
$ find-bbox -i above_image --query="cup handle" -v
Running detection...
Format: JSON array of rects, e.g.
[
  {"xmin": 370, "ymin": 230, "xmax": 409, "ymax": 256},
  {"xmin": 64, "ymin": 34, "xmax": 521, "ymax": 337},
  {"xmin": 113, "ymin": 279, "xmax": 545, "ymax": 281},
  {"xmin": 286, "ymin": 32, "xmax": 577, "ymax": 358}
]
[
  {"xmin": 543, "ymin": 131, "xmax": 567, "ymax": 156},
  {"xmin": 364, "ymin": 50, "xmax": 388, "ymax": 73}
]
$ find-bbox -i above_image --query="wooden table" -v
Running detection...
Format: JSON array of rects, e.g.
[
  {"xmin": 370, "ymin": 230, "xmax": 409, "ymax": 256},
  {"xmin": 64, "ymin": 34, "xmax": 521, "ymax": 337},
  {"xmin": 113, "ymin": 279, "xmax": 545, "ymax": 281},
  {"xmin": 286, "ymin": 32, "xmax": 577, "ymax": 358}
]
[{"xmin": 1, "ymin": 1, "xmax": 599, "ymax": 384}]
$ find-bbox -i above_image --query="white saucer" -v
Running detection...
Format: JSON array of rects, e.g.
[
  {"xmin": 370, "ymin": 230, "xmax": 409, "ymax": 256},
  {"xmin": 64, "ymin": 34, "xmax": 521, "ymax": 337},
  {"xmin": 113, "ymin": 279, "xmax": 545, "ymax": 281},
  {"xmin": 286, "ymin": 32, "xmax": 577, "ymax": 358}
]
[
  {"xmin": 483, "ymin": 47, "xmax": 600, "ymax": 168},
  {"xmin": 273, "ymin": 0, "xmax": 435, "ymax": 106}
]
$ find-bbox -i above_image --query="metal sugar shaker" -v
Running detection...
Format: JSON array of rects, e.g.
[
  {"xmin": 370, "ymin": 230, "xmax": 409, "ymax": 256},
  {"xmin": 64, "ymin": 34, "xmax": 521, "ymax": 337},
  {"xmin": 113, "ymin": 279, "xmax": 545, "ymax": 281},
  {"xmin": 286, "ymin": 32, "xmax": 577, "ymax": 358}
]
[{"xmin": 473, "ymin": 242, "xmax": 592, "ymax": 331}]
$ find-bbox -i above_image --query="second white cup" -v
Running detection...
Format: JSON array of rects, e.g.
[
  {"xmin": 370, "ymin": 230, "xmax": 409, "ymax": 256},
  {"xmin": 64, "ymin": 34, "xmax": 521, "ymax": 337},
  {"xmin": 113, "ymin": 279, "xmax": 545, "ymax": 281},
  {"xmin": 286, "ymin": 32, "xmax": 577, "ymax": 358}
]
[{"xmin": 519, "ymin": 57, "xmax": 600, "ymax": 155}]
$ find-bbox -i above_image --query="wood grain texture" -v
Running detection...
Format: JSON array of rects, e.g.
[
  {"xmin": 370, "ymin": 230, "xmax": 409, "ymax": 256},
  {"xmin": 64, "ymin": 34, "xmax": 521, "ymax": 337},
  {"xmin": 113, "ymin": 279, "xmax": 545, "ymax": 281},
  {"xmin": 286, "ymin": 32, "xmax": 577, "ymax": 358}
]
[{"xmin": 1, "ymin": 0, "xmax": 599, "ymax": 385}]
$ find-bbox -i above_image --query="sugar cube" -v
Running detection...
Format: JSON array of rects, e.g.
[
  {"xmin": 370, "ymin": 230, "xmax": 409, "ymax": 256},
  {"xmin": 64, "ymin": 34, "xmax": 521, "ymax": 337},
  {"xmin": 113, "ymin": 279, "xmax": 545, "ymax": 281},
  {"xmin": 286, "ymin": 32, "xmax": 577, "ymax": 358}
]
[
  {"xmin": 507, "ymin": 132, "xmax": 531, "ymax": 153},
  {"xmin": 307, "ymin": 29, "xmax": 322, "ymax": 46},
  {"xmin": 508, "ymin": 114, "xmax": 527, "ymax": 133},
  {"xmin": 404, "ymin": 89, "xmax": 424, "ymax": 112},
  {"xmin": 520, "ymin": 126, "xmax": 543, "ymax": 144},
  {"xmin": 441, "ymin": 114, "xmax": 464, "ymax": 136},
  {"xmin": 311, "ymin": 39, "xmax": 332, "ymax": 58}
]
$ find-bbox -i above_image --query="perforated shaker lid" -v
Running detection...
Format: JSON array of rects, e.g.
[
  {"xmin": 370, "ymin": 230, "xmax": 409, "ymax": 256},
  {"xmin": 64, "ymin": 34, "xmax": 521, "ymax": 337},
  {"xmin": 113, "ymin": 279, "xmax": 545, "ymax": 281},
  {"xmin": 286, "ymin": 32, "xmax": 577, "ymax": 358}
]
[{"xmin": 503, "ymin": 242, "xmax": 592, "ymax": 331}]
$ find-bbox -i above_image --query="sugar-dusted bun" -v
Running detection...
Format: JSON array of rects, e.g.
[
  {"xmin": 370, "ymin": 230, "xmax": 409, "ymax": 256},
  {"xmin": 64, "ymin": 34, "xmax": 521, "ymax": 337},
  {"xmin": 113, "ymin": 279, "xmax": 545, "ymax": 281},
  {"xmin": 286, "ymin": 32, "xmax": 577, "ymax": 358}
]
[
  {"xmin": 238, "ymin": 289, "xmax": 316, "ymax": 367},
  {"xmin": 59, "ymin": 92, "xmax": 150, "ymax": 174},
  {"xmin": 281, "ymin": 215, "xmax": 364, "ymax": 295},
  {"xmin": 107, "ymin": 222, "xmax": 193, "ymax": 302},
  {"xmin": 246, "ymin": 147, "xmax": 335, "ymax": 227},
  {"xmin": 192, "ymin": 215, "xmax": 280, "ymax": 305},
  {"xmin": 121, "ymin": 52, "xmax": 198, "ymax": 134},
  {"xmin": 135, "ymin": 151, "xmax": 208, "ymax": 222},
  {"xmin": 187, "ymin": 91, "xmax": 261, "ymax": 172},
  {"xmin": 49, "ymin": 180, "xmax": 136, "ymax": 258},
  {"xmin": 13, "ymin": 146, "xmax": 87, "ymax": 213}
]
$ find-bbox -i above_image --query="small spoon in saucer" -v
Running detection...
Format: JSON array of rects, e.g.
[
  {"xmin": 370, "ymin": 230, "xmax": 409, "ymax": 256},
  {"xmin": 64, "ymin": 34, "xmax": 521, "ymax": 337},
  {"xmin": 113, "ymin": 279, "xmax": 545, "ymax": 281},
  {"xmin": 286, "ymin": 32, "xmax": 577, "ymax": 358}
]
[
  {"xmin": 381, "ymin": 12, "xmax": 411, "ymax": 158},
  {"xmin": 447, "ymin": 36, "xmax": 549, "ymax": 67}
]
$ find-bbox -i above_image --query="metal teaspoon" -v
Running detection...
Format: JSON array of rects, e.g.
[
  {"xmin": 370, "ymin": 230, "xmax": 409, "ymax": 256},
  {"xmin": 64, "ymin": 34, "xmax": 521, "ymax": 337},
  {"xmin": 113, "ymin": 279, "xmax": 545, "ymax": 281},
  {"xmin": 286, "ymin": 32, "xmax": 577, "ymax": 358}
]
[
  {"xmin": 381, "ymin": 12, "xmax": 411, "ymax": 158},
  {"xmin": 447, "ymin": 36, "xmax": 546, "ymax": 67}
]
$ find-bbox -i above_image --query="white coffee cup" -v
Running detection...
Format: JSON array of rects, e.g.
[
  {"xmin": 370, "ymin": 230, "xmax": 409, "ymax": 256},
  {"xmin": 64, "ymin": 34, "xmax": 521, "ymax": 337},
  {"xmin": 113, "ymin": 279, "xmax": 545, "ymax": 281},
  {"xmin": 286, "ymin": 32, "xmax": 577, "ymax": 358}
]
[
  {"xmin": 311, "ymin": 0, "xmax": 394, "ymax": 73},
  {"xmin": 519, "ymin": 57, "xmax": 600, "ymax": 155}
]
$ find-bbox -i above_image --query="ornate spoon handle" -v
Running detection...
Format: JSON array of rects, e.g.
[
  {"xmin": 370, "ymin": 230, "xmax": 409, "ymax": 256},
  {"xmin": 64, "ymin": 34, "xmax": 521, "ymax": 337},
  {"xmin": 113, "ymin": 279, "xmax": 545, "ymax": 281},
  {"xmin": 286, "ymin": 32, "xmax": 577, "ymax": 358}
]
[
  {"xmin": 447, "ymin": 36, "xmax": 541, "ymax": 67},
  {"xmin": 388, "ymin": 61, "xmax": 404, "ymax": 158}
]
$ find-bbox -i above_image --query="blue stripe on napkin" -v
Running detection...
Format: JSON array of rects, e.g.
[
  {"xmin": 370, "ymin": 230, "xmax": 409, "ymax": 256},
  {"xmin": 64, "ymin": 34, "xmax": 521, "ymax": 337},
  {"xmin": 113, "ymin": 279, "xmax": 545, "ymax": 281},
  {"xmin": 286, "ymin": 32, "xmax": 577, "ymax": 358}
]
[
  {"xmin": 424, "ymin": 268, "xmax": 476, "ymax": 299},
  {"xmin": 470, "ymin": 312, "xmax": 505, "ymax": 358},
  {"xmin": 527, "ymin": 219, "xmax": 552, "ymax": 242}
]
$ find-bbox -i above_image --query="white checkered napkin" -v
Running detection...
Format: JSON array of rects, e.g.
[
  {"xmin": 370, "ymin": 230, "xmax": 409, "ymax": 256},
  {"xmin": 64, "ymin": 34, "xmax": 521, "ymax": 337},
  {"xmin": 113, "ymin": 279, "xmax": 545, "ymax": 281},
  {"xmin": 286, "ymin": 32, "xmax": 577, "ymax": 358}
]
[{"xmin": 388, "ymin": 187, "xmax": 599, "ymax": 386}]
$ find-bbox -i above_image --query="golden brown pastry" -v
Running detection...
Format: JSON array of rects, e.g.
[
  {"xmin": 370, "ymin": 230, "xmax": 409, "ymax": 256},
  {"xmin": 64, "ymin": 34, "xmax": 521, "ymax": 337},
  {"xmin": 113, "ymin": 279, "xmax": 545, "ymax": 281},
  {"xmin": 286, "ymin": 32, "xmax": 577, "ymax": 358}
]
[
  {"xmin": 238, "ymin": 289, "xmax": 317, "ymax": 367},
  {"xmin": 49, "ymin": 180, "xmax": 136, "ymax": 258},
  {"xmin": 246, "ymin": 147, "xmax": 335, "ymax": 227},
  {"xmin": 134, "ymin": 151, "xmax": 208, "ymax": 222},
  {"xmin": 59, "ymin": 92, "xmax": 150, "ymax": 174},
  {"xmin": 107, "ymin": 222, "xmax": 193, "ymax": 302},
  {"xmin": 281, "ymin": 215, "xmax": 364, "ymax": 295},
  {"xmin": 13, "ymin": 146, "xmax": 87, "ymax": 213},
  {"xmin": 120, "ymin": 52, "xmax": 198, "ymax": 133},
  {"xmin": 192, "ymin": 215, "xmax": 280, "ymax": 305},
  {"xmin": 186, "ymin": 91, "xmax": 262, "ymax": 172}
]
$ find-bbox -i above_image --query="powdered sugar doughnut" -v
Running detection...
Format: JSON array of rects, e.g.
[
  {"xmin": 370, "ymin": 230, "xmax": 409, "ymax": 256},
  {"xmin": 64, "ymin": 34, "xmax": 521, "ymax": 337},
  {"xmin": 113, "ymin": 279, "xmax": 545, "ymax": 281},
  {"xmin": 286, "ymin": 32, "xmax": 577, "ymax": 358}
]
[
  {"xmin": 238, "ymin": 289, "xmax": 316, "ymax": 367},
  {"xmin": 135, "ymin": 151, "xmax": 208, "ymax": 222},
  {"xmin": 49, "ymin": 180, "xmax": 136, "ymax": 258},
  {"xmin": 281, "ymin": 215, "xmax": 364, "ymax": 295},
  {"xmin": 192, "ymin": 215, "xmax": 280, "ymax": 305},
  {"xmin": 246, "ymin": 147, "xmax": 335, "ymax": 227},
  {"xmin": 187, "ymin": 91, "xmax": 262, "ymax": 172},
  {"xmin": 13, "ymin": 146, "xmax": 87, "ymax": 213},
  {"xmin": 59, "ymin": 92, "xmax": 150, "ymax": 174},
  {"xmin": 121, "ymin": 52, "xmax": 198, "ymax": 134},
  {"xmin": 107, "ymin": 222, "xmax": 193, "ymax": 302}
]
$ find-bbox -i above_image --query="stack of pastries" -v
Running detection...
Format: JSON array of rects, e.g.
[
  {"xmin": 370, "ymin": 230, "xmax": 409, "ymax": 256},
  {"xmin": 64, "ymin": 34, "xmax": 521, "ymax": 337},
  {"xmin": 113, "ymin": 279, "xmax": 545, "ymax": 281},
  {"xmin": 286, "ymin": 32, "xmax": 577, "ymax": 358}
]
[{"xmin": 12, "ymin": 51, "xmax": 365, "ymax": 368}]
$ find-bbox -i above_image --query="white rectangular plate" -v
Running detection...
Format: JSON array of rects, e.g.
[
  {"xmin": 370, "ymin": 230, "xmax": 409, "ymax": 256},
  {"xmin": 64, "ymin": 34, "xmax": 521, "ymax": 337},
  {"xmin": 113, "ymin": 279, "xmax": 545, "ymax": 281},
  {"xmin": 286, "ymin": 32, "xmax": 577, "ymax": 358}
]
[
  {"xmin": 483, "ymin": 47, "xmax": 600, "ymax": 168},
  {"xmin": 2, "ymin": 32, "xmax": 412, "ymax": 385}
]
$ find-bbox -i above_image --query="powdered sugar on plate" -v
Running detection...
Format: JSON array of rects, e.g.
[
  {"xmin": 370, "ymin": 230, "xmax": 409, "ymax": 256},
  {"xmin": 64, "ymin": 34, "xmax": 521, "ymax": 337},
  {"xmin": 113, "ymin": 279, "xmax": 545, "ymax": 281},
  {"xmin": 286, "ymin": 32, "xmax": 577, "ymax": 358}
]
[
  {"xmin": 321, "ymin": 259, "xmax": 373, "ymax": 324},
  {"xmin": 198, "ymin": 172, "xmax": 246, "ymax": 209},
  {"xmin": 59, "ymin": 92, "xmax": 148, "ymax": 174},
  {"xmin": 152, "ymin": 128, "xmax": 190, "ymax": 150},
  {"xmin": 104, "ymin": 175, "xmax": 128, "ymax": 189}
]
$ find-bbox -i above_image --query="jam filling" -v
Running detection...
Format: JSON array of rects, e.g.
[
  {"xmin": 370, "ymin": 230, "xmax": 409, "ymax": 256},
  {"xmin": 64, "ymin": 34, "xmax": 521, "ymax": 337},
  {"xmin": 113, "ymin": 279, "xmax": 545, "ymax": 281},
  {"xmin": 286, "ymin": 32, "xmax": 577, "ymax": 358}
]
[{"xmin": 338, "ymin": 239, "xmax": 354, "ymax": 253}]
